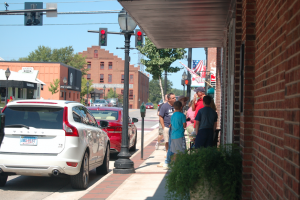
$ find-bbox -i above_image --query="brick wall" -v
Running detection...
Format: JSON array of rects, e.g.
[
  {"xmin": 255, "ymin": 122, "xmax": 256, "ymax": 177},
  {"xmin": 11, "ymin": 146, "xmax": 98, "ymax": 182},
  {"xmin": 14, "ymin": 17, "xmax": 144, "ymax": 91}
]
[{"xmin": 215, "ymin": 47, "xmax": 222, "ymax": 129}]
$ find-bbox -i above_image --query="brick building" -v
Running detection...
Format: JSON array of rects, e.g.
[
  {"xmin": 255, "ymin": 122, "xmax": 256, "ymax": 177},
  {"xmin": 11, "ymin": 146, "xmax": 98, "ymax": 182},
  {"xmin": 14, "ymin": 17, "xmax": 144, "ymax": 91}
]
[
  {"xmin": 119, "ymin": 0, "xmax": 300, "ymax": 199},
  {"xmin": 0, "ymin": 62, "xmax": 81, "ymax": 102},
  {"xmin": 79, "ymin": 46, "xmax": 149, "ymax": 109}
]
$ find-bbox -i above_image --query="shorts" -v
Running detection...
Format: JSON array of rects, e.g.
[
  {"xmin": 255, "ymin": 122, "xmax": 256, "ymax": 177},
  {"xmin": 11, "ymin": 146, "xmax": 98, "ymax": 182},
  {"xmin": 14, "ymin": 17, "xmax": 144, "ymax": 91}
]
[
  {"xmin": 171, "ymin": 136, "xmax": 186, "ymax": 154},
  {"xmin": 163, "ymin": 127, "xmax": 170, "ymax": 143},
  {"xmin": 158, "ymin": 123, "xmax": 163, "ymax": 135}
]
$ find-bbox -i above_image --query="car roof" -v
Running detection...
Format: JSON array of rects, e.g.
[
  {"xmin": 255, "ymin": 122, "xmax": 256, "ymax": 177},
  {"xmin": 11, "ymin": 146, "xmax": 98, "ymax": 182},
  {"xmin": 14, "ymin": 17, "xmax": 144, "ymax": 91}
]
[
  {"xmin": 86, "ymin": 106, "xmax": 123, "ymax": 111},
  {"xmin": 6, "ymin": 100, "xmax": 83, "ymax": 107}
]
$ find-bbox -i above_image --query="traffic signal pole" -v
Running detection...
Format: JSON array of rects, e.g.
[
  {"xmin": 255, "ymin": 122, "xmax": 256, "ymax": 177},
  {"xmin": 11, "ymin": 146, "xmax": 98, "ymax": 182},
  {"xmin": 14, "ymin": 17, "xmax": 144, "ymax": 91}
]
[{"xmin": 186, "ymin": 48, "xmax": 192, "ymax": 101}]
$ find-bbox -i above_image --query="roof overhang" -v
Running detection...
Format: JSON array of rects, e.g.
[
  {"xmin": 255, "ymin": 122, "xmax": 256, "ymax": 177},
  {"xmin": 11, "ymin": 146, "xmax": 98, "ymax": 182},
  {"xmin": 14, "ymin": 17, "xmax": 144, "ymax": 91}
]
[{"xmin": 118, "ymin": 0, "xmax": 232, "ymax": 48}]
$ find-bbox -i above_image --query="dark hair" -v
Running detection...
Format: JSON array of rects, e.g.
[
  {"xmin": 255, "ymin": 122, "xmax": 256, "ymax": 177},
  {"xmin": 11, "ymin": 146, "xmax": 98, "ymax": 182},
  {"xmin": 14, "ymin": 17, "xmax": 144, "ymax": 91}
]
[
  {"xmin": 173, "ymin": 101, "xmax": 182, "ymax": 110},
  {"xmin": 167, "ymin": 93, "xmax": 175, "ymax": 100},
  {"xmin": 203, "ymin": 96, "xmax": 212, "ymax": 105}
]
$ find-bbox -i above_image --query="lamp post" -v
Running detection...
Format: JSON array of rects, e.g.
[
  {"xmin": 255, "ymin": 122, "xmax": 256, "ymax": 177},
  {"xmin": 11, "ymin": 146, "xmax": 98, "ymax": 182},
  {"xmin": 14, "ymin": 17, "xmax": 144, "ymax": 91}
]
[
  {"xmin": 5, "ymin": 68, "xmax": 11, "ymax": 105},
  {"xmin": 114, "ymin": 87, "xmax": 116, "ymax": 98},
  {"xmin": 113, "ymin": 8, "xmax": 137, "ymax": 174},
  {"xmin": 182, "ymin": 71, "xmax": 187, "ymax": 96},
  {"xmin": 63, "ymin": 77, "xmax": 67, "ymax": 100},
  {"xmin": 86, "ymin": 81, "xmax": 89, "ymax": 106},
  {"xmin": 103, "ymin": 85, "xmax": 106, "ymax": 99}
]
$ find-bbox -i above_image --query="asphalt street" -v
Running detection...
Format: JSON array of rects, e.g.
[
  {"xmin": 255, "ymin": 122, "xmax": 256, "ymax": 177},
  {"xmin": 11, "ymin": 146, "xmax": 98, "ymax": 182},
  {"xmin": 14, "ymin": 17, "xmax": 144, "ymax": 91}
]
[{"xmin": 0, "ymin": 108, "xmax": 159, "ymax": 200}]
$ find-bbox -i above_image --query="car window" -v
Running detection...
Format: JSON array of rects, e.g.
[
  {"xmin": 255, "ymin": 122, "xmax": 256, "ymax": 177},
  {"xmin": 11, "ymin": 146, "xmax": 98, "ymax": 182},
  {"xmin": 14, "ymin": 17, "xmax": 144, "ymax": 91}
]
[
  {"xmin": 94, "ymin": 100, "xmax": 100, "ymax": 103},
  {"xmin": 72, "ymin": 106, "xmax": 83, "ymax": 123},
  {"xmin": 99, "ymin": 100, "xmax": 106, "ymax": 103},
  {"xmin": 89, "ymin": 110, "xmax": 119, "ymax": 121},
  {"xmin": 3, "ymin": 106, "xmax": 64, "ymax": 129},
  {"xmin": 83, "ymin": 107, "xmax": 97, "ymax": 126}
]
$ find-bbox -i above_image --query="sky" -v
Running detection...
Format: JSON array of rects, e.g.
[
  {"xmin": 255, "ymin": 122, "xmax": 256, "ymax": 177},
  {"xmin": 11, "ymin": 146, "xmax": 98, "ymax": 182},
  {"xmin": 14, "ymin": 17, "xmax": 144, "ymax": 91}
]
[{"xmin": 0, "ymin": 0, "xmax": 206, "ymax": 89}]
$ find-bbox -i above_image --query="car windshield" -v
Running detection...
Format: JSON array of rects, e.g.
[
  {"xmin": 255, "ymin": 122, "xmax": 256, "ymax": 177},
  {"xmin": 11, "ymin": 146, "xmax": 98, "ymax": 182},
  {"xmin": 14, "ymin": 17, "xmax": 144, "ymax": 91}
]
[
  {"xmin": 3, "ymin": 106, "xmax": 64, "ymax": 129},
  {"xmin": 94, "ymin": 100, "xmax": 106, "ymax": 103},
  {"xmin": 146, "ymin": 103, "xmax": 153, "ymax": 105},
  {"xmin": 89, "ymin": 110, "xmax": 119, "ymax": 120}
]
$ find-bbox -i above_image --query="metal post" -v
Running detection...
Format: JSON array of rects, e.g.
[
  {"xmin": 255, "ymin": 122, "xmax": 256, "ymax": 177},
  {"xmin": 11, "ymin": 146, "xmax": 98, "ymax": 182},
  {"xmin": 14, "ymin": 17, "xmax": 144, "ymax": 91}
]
[
  {"xmin": 113, "ymin": 31, "xmax": 135, "ymax": 174},
  {"xmin": 104, "ymin": 89, "xmax": 106, "ymax": 99},
  {"xmin": 86, "ymin": 86, "xmax": 89, "ymax": 106},
  {"xmin": 64, "ymin": 84, "xmax": 66, "ymax": 100},
  {"xmin": 205, "ymin": 47, "xmax": 208, "ymax": 94},
  {"xmin": 5, "ymin": 78, "xmax": 8, "ymax": 105},
  {"xmin": 183, "ymin": 85, "xmax": 185, "ymax": 96},
  {"xmin": 141, "ymin": 115, "xmax": 144, "ymax": 159},
  {"xmin": 164, "ymin": 70, "xmax": 167, "ymax": 96},
  {"xmin": 187, "ymin": 48, "xmax": 192, "ymax": 101}
]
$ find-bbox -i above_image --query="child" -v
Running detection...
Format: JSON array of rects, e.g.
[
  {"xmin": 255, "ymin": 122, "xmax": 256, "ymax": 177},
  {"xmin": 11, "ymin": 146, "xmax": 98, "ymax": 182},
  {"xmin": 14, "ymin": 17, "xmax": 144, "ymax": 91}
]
[
  {"xmin": 170, "ymin": 101, "xmax": 187, "ymax": 160},
  {"xmin": 194, "ymin": 96, "xmax": 218, "ymax": 148}
]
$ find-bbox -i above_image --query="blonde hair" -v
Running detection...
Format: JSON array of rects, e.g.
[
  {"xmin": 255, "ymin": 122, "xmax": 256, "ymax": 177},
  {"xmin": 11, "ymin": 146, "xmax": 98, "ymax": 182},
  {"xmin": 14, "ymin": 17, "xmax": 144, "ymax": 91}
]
[{"xmin": 210, "ymin": 99, "xmax": 217, "ymax": 111}]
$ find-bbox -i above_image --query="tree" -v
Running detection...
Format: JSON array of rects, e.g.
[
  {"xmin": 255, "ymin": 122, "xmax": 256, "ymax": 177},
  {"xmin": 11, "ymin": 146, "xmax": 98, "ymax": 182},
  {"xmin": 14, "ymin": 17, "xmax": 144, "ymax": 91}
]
[
  {"xmin": 48, "ymin": 79, "xmax": 60, "ymax": 95},
  {"xmin": 19, "ymin": 45, "xmax": 88, "ymax": 75},
  {"xmin": 138, "ymin": 38, "xmax": 186, "ymax": 99},
  {"xmin": 148, "ymin": 78, "xmax": 173, "ymax": 104},
  {"xmin": 81, "ymin": 78, "xmax": 94, "ymax": 103},
  {"xmin": 105, "ymin": 89, "xmax": 118, "ymax": 99}
]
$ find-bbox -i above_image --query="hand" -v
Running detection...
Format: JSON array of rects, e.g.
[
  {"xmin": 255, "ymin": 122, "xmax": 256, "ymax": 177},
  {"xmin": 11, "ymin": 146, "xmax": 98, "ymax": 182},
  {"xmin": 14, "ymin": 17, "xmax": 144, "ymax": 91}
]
[{"xmin": 193, "ymin": 93, "xmax": 197, "ymax": 99}]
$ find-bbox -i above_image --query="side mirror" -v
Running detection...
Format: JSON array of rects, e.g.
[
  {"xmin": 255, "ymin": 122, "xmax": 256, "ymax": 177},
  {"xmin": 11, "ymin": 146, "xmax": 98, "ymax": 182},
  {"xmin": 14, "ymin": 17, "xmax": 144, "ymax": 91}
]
[
  {"xmin": 132, "ymin": 118, "xmax": 138, "ymax": 123},
  {"xmin": 99, "ymin": 120, "xmax": 109, "ymax": 128}
]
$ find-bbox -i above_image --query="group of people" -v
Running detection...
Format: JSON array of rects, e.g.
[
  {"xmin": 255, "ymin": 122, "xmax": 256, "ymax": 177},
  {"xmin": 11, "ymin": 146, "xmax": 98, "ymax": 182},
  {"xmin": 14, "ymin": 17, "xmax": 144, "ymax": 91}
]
[{"xmin": 156, "ymin": 87, "xmax": 218, "ymax": 169}]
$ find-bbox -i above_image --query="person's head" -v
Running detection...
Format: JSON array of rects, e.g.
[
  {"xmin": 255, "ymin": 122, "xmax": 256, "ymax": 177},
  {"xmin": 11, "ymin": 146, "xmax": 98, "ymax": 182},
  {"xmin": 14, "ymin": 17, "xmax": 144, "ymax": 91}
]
[
  {"xmin": 203, "ymin": 95, "xmax": 212, "ymax": 106},
  {"xmin": 164, "ymin": 94, "xmax": 168, "ymax": 102},
  {"xmin": 210, "ymin": 99, "xmax": 217, "ymax": 111},
  {"xmin": 178, "ymin": 96, "xmax": 189, "ymax": 107},
  {"xmin": 167, "ymin": 93, "xmax": 176, "ymax": 105},
  {"xmin": 173, "ymin": 101, "xmax": 183, "ymax": 111},
  {"xmin": 194, "ymin": 87, "xmax": 205, "ymax": 99}
]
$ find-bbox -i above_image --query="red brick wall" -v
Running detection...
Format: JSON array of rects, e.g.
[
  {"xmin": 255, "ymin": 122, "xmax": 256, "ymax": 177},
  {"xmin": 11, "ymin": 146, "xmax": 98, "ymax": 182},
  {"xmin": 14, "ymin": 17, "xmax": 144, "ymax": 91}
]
[{"xmin": 215, "ymin": 47, "xmax": 222, "ymax": 129}]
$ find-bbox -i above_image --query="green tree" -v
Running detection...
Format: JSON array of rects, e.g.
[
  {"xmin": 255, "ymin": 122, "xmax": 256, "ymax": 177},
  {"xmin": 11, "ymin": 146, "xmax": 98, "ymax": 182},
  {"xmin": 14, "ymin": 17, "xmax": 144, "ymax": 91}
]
[
  {"xmin": 81, "ymin": 78, "xmax": 94, "ymax": 103},
  {"xmin": 149, "ymin": 78, "xmax": 173, "ymax": 104},
  {"xmin": 170, "ymin": 88, "xmax": 184, "ymax": 96},
  {"xmin": 106, "ymin": 89, "xmax": 118, "ymax": 99},
  {"xmin": 138, "ymin": 38, "xmax": 186, "ymax": 99},
  {"xmin": 48, "ymin": 79, "xmax": 60, "ymax": 95}
]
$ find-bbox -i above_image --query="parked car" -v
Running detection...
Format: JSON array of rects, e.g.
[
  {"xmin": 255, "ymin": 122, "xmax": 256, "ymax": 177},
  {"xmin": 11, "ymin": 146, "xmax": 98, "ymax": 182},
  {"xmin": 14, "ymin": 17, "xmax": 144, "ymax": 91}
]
[
  {"xmin": 158, "ymin": 99, "xmax": 164, "ymax": 107},
  {"xmin": 87, "ymin": 107, "xmax": 138, "ymax": 153},
  {"xmin": 145, "ymin": 102, "xmax": 154, "ymax": 109},
  {"xmin": 0, "ymin": 100, "xmax": 110, "ymax": 189},
  {"xmin": 106, "ymin": 98, "xmax": 119, "ymax": 107},
  {"xmin": 93, "ymin": 99, "xmax": 108, "ymax": 107}
]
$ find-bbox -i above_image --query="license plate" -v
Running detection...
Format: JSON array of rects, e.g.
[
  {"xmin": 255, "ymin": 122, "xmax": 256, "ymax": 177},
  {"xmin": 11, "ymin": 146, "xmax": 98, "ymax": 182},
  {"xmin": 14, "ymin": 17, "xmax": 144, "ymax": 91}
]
[{"xmin": 20, "ymin": 136, "xmax": 38, "ymax": 146}]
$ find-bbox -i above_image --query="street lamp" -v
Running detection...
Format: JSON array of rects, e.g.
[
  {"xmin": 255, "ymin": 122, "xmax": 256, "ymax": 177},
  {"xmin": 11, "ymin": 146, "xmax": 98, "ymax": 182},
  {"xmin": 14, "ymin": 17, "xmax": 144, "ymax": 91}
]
[
  {"xmin": 103, "ymin": 85, "xmax": 106, "ymax": 99},
  {"xmin": 182, "ymin": 71, "xmax": 187, "ymax": 96},
  {"xmin": 114, "ymin": 87, "xmax": 116, "ymax": 98},
  {"xmin": 86, "ymin": 81, "xmax": 90, "ymax": 106},
  {"xmin": 5, "ymin": 68, "xmax": 11, "ymax": 105},
  {"xmin": 63, "ymin": 77, "xmax": 67, "ymax": 100},
  {"xmin": 113, "ymin": 8, "xmax": 137, "ymax": 174}
]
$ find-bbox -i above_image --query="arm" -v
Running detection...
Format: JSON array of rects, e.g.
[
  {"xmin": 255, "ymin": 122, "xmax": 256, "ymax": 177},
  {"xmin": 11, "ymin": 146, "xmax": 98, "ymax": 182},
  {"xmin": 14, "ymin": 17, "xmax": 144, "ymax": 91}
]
[
  {"xmin": 194, "ymin": 120, "xmax": 200, "ymax": 135},
  {"xmin": 159, "ymin": 116, "xmax": 165, "ymax": 129},
  {"xmin": 192, "ymin": 94, "xmax": 197, "ymax": 111},
  {"xmin": 183, "ymin": 122, "xmax": 187, "ymax": 129},
  {"xmin": 213, "ymin": 122, "xmax": 217, "ymax": 133}
]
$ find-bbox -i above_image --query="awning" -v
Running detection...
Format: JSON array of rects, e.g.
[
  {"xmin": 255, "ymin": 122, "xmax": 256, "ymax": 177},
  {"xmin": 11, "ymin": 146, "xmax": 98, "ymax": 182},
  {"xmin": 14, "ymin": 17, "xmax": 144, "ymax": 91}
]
[
  {"xmin": 0, "ymin": 69, "xmax": 46, "ymax": 85},
  {"xmin": 118, "ymin": 0, "xmax": 232, "ymax": 48}
]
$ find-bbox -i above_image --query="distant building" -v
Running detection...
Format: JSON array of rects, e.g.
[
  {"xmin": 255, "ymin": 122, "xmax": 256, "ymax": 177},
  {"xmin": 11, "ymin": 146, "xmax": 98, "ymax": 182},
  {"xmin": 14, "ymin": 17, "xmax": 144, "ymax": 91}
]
[
  {"xmin": 0, "ymin": 62, "xmax": 82, "ymax": 102},
  {"xmin": 80, "ymin": 46, "xmax": 149, "ymax": 109}
]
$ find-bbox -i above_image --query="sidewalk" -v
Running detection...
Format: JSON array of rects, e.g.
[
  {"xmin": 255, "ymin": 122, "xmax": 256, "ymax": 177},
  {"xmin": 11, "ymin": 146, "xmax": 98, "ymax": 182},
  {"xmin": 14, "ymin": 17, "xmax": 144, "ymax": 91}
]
[{"xmin": 80, "ymin": 138, "xmax": 168, "ymax": 200}]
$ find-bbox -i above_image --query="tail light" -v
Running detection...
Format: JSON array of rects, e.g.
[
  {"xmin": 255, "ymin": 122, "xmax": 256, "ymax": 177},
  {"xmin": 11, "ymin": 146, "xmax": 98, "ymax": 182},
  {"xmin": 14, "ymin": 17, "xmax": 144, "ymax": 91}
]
[
  {"xmin": 66, "ymin": 162, "xmax": 78, "ymax": 167},
  {"xmin": 106, "ymin": 127, "xmax": 122, "ymax": 134},
  {"xmin": 63, "ymin": 107, "xmax": 79, "ymax": 137}
]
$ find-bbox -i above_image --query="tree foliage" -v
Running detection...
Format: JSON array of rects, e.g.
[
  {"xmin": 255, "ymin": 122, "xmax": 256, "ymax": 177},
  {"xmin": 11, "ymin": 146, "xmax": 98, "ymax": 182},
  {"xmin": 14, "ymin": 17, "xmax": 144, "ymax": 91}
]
[
  {"xmin": 48, "ymin": 79, "xmax": 60, "ymax": 95},
  {"xmin": 106, "ymin": 89, "xmax": 118, "ymax": 99},
  {"xmin": 19, "ymin": 45, "xmax": 88, "ymax": 75},
  {"xmin": 81, "ymin": 78, "xmax": 94, "ymax": 101},
  {"xmin": 138, "ymin": 38, "xmax": 186, "ymax": 80},
  {"xmin": 149, "ymin": 78, "xmax": 173, "ymax": 104}
]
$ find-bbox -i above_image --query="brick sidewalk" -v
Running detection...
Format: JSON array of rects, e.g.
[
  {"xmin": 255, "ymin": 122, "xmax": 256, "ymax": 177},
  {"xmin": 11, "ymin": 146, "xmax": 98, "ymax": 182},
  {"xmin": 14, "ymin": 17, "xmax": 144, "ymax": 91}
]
[{"xmin": 80, "ymin": 140, "xmax": 157, "ymax": 200}]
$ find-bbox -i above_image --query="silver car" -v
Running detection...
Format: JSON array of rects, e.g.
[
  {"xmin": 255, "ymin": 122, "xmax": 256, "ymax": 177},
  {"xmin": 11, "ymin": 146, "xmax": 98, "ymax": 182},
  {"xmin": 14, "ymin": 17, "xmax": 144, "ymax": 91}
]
[{"xmin": 93, "ymin": 99, "xmax": 108, "ymax": 107}]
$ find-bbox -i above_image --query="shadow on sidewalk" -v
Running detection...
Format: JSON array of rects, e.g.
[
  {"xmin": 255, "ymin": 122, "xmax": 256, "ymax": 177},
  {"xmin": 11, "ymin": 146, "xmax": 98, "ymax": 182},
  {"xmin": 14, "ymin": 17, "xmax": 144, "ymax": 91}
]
[{"xmin": 145, "ymin": 173, "xmax": 168, "ymax": 200}]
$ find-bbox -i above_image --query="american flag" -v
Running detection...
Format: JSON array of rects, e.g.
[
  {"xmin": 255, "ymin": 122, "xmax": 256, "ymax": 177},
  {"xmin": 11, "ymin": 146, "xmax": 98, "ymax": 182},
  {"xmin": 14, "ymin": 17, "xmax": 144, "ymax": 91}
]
[{"xmin": 193, "ymin": 60, "xmax": 206, "ymax": 78}]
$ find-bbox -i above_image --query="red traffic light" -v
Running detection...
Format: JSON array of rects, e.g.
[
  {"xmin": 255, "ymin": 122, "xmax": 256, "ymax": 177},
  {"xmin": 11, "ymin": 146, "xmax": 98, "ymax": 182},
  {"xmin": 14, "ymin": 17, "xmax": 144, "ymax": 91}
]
[
  {"xmin": 137, "ymin": 31, "xmax": 142, "ymax": 36},
  {"xmin": 185, "ymin": 79, "xmax": 189, "ymax": 85},
  {"xmin": 101, "ymin": 29, "xmax": 106, "ymax": 34}
]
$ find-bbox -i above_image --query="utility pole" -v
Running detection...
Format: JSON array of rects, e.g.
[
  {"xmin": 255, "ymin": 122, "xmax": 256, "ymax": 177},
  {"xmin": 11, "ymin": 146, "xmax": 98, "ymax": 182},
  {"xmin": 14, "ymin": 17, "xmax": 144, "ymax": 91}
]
[
  {"xmin": 186, "ymin": 48, "xmax": 192, "ymax": 101},
  {"xmin": 164, "ymin": 70, "xmax": 167, "ymax": 96}
]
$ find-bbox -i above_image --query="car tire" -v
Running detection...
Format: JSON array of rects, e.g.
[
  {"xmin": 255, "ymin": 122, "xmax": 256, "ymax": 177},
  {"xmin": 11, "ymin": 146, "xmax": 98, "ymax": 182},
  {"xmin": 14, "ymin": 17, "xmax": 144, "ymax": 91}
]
[
  {"xmin": 0, "ymin": 173, "xmax": 8, "ymax": 187},
  {"xmin": 70, "ymin": 151, "xmax": 89, "ymax": 190},
  {"xmin": 130, "ymin": 132, "xmax": 137, "ymax": 151},
  {"xmin": 96, "ymin": 143, "xmax": 110, "ymax": 175}
]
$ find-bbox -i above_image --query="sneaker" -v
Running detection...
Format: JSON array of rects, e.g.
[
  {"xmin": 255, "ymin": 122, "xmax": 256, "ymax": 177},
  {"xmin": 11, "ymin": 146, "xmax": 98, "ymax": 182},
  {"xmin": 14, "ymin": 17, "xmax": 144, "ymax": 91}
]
[
  {"xmin": 163, "ymin": 163, "xmax": 169, "ymax": 170},
  {"xmin": 157, "ymin": 162, "xmax": 164, "ymax": 167},
  {"xmin": 163, "ymin": 146, "xmax": 166, "ymax": 151},
  {"xmin": 155, "ymin": 141, "xmax": 159, "ymax": 150}
]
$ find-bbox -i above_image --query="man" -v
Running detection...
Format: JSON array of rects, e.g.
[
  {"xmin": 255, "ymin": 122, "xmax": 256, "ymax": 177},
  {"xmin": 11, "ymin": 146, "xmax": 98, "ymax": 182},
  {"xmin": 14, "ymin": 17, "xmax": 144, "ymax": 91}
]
[
  {"xmin": 155, "ymin": 94, "xmax": 168, "ymax": 150},
  {"xmin": 177, "ymin": 95, "xmax": 189, "ymax": 113},
  {"xmin": 159, "ymin": 93, "xmax": 176, "ymax": 156},
  {"xmin": 192, "ymin": 87, "xmax": 206, "ymax": 126}
]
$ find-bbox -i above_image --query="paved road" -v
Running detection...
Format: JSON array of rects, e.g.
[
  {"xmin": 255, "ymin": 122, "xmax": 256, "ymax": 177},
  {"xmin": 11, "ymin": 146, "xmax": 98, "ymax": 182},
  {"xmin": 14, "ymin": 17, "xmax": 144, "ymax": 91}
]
[{"xmin": 0, "ymin": 109, "xmax": 159, "ymax": 200}]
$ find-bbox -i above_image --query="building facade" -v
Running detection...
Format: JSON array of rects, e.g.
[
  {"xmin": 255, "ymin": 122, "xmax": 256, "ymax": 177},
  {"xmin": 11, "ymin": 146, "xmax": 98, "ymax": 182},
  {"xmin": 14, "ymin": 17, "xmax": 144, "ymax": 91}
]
[
  {"xmin": 80, "ymin": 46, "xmax": 149, "ymax": 109},
  {"xmin": 0, "ymin": 62, "xmax": 81, "ymax": 102}
]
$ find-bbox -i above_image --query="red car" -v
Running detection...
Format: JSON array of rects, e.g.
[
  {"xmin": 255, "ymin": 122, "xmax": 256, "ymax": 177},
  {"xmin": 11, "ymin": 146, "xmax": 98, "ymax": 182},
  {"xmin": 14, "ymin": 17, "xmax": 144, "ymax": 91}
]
[
  {"xmin": 87, "ymin": 107, "xmax": 138, "ymax": 153},
  {"xmin": 145, "ymin": 102, "xmax": 154, "ymax": 109}
]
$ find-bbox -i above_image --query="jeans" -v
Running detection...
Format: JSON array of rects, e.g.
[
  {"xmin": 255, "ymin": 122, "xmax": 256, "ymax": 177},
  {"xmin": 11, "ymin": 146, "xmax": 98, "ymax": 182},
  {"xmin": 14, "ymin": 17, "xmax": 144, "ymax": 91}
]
[
  {"xmin": 165, "ymin": 127, "xmax": 174, "ymax": 164},
  {"xmin": 195, "ymin": 128, "xmax": 214, "ymax": 148}
]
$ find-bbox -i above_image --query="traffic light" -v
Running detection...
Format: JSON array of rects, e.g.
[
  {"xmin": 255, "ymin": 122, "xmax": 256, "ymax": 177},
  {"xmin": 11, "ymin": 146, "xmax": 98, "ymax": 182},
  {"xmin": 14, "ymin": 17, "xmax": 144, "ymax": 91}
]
[
  {"xmin": 24, "ymin": 2, "xmax": 43, "ymax": 26},
  {"xmin": 184, "ymin": 79, "xmax": 191, "ymax": 86},
  {"xmin": 135, "ymin": 29, "xmax": 144, "ymax": 47},
  {"xmin": 99, "ymin": 28, "xmax": 107, "ymax": 46}
]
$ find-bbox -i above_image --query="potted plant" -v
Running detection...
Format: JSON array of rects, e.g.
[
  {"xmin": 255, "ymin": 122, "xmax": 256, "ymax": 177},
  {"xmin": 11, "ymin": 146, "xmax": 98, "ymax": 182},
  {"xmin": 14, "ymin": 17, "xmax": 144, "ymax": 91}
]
[{"xmin": 165, "ymin": 144, "xmax": 242, "ymax": 200}]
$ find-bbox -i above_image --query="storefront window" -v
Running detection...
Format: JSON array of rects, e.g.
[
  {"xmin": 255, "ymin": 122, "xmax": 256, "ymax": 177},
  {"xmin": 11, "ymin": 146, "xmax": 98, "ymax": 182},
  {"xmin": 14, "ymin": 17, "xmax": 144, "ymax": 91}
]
[{"xmin": 27, "ymin": 89, "xmax": 34, "ymax": 99}]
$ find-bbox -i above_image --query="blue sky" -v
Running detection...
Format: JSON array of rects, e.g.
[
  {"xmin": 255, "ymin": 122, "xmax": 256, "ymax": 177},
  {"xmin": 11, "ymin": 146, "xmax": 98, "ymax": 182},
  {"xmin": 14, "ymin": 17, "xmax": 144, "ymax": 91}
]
[{"xmin": 0, "ymin": 0, "xmax": 206, "ymax": 89}]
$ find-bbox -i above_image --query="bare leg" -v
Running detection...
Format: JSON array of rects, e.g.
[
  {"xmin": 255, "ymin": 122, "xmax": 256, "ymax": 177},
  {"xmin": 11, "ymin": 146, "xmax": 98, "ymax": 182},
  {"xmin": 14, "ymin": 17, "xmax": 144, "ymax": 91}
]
[
  {"xmin": 165, "ymin": 142, "xmax": 169, "ymax": 151},
  {"xmin": 157, "ymin": 135, "xmax": 163, "ymax": 143}
]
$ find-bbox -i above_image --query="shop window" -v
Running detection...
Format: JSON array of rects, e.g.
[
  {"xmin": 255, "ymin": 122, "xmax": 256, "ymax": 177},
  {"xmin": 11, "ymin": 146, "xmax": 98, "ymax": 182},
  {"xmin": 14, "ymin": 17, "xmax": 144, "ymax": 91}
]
[
  {"xmin": 121, "ymin": 74, "xmax": 124, "ymax": 83},
  {"xmin": 94, "ymin": 50, "xmax": 98, "ymax": 58},
  {"xmin": 108, "ymin": 62, "xmax": 113, "ymax": 70},
  {"xmin": 87, "ymin": 74, "xmax": 91, "ymax": 79},
  {"xmin": 69, "ymin": 92, "xmax": 71, "ymax": 98},
  {"xmin": 129, "ymin": 90, "xmax": 133, "ymax": 100},
  {"xmin": 87, "ymin": 62, "xmax": 91, "ymax": 69},
  {"xmin": 130, "ymin": 74, "xmax": 134, "ymax": 84},
  {"xmin": 61, "ymin": 92, "xmax": 64, "ymax": 97},
  {"xmin": 108, "ymin": 74, "xmax": 112, "ymax": 83},
  {"xmin": 100, "ymin": 62, "xmax": 104, "ymax": 70},
  {"xmin": 77, "ymin": 93, "xmax": 79, "ymax": 99},
  {"xmin": 100, "ymin": 74, "xmax": 104, "ymax": 83},
  {"xmin": 129, "ymin": 104, "xmax": 133, "ymax": 109},
  {"xmin": 100, "ymin": 89, "xmax": 104, "ymax": 99}
]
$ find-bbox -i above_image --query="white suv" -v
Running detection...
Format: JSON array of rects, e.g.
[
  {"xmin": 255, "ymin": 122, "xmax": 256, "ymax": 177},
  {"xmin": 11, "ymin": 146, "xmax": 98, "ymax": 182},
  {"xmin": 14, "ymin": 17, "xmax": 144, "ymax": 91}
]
[{"xmin": 0, "ymin": 100, "xmax": 110, "ymax": 189}]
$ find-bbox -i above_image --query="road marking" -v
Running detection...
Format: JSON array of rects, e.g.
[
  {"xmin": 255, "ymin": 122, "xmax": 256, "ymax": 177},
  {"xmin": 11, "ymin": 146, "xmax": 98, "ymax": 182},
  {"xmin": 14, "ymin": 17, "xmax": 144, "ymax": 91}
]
[{"xmin": 151, "ymin": 123, "xmax": 159, "ymax": 129}]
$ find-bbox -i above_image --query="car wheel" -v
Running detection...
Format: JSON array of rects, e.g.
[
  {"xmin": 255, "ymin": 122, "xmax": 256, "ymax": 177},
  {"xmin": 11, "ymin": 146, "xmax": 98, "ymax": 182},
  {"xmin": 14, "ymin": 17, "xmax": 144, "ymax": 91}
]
[
  {"xmin": 70, "ymin": 151, "xmax": 89, "ymax": 190},
  {"xmin": 96, "ymin": 143, "xmax": 110, "ymax": 175},
  {"xmin": 0, "ymin": 173, "xmax": 8, "ymax": 187},
  {"xmin": 130, "ymin": 132, "xmax": 137, "ymax": 151}
]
